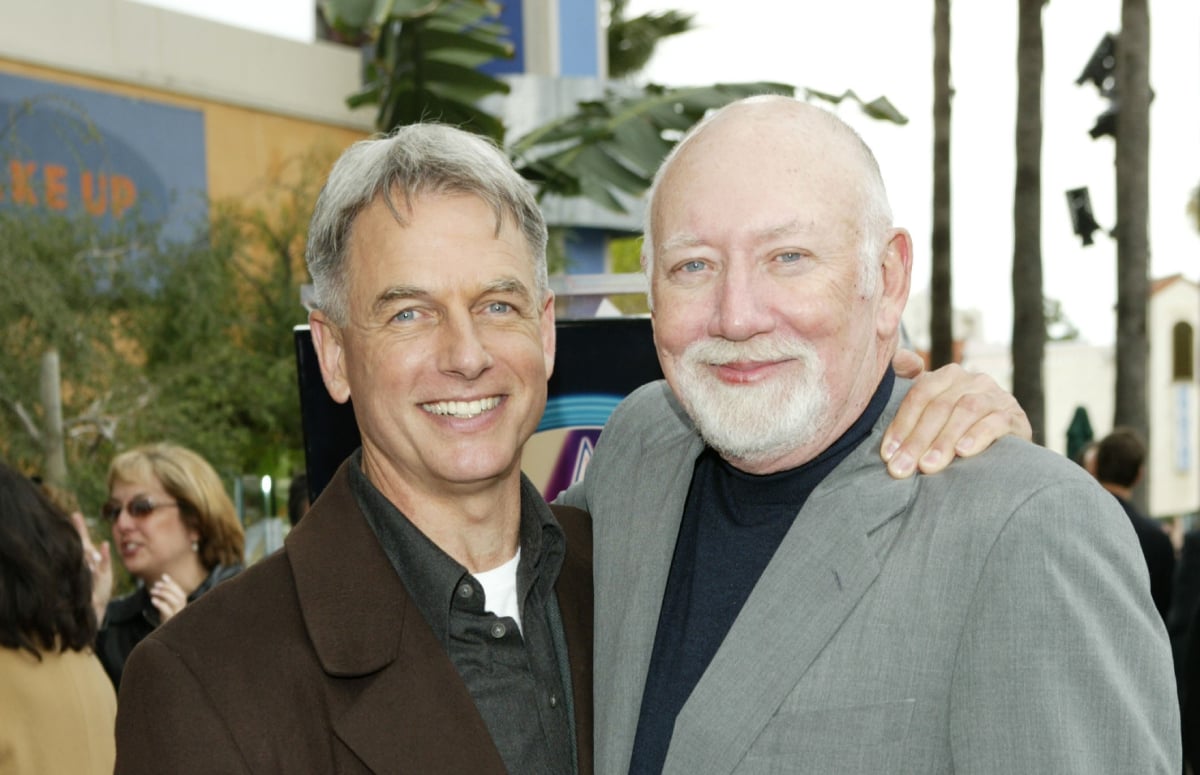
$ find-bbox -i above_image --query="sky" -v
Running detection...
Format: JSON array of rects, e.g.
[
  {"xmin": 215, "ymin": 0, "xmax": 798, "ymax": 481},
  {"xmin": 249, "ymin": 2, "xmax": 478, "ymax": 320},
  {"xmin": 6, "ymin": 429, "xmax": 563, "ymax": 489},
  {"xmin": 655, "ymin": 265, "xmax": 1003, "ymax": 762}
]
[
  {"xmin": 135, "ymin": 0, "xmax": 315, "ymax": 40},
  {"xmin": 142, "ymin": 0, "xmax": 1198, "ymax": 346}
]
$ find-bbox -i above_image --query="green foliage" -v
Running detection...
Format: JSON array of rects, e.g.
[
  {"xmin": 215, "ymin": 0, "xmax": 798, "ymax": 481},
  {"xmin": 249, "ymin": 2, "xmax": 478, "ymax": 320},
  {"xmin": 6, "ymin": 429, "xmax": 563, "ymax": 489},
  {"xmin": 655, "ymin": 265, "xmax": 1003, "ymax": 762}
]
[
  {"xmin": 802, "ymin": 88, "xmax": 909, "ymax": 126},
  {"xmin": 119, "ymin": 153, "xmax": 330, "ymax": 478},
  {"xmin": 606, "ymin": 234, "xmax": 649, "ymax": 315},
  {"xmin": 327, "ymin": 1, "xmax": 909, "ymax": 217},
  {"xmin": 0, "ymin": 148, "xmax": 328, "ymax": 520},
  {"xmin": 510, "ymin": 81, "xmax": 795, "ymax": 213},
  {"xmin": 606, "ymin": 0, "xmax": 695, "ymax": 80},
  {"xmin": 330, "ymin": 0, "xmax": 514, "ymax": 142},
  {"xmin": 509, "ymin": 84, "xmax": 907, "ymax": 214}
]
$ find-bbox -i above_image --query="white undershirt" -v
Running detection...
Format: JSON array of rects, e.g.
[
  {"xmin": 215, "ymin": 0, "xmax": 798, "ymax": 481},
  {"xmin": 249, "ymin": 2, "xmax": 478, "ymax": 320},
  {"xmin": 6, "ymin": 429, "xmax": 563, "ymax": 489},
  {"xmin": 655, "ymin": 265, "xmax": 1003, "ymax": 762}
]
[{"xmin": 473, "ymin": 547, "xmax": 522, "ymax": 631}]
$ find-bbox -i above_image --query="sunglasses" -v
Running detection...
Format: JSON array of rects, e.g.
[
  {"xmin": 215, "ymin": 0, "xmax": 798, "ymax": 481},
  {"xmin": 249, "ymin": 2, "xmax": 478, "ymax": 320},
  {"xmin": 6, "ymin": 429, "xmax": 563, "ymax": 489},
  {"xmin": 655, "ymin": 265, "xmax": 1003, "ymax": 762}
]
[{"xmin": 101, "ymin": 496, "xmax": 179, "ymax": 523}]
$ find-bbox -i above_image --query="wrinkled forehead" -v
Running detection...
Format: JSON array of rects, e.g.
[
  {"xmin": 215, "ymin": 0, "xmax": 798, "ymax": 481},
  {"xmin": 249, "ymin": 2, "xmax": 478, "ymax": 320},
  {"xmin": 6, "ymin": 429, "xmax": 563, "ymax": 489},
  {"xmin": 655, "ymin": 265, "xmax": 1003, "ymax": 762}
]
[{"xmin": 652, "ymin": 118, "xmax": 873, "ymax": 243}]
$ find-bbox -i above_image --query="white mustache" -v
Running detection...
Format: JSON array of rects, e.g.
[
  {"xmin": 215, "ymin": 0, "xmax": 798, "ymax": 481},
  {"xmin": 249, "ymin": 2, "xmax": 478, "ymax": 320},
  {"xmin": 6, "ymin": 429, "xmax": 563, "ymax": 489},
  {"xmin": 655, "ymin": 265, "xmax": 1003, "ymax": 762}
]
[{"xmin": 682, "ymin": 337, "xmax": 815, "ymax": 367}]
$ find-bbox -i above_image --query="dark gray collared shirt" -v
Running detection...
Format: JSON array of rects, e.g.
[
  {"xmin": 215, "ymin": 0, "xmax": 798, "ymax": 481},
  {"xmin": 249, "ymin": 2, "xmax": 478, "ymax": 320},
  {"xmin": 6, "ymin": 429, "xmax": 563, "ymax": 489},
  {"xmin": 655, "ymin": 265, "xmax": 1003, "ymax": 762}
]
[{"xmin": 350, "ymin": 455, "xmax": 575, "ymax": 775}]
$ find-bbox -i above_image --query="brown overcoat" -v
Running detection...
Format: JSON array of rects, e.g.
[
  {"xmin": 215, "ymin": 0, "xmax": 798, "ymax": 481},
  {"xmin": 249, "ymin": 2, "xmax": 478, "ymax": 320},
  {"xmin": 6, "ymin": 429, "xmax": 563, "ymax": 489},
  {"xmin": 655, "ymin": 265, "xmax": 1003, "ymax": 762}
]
[{"xmin": 115, "ymin": 460, "xmax": 593, "ymax": 774}]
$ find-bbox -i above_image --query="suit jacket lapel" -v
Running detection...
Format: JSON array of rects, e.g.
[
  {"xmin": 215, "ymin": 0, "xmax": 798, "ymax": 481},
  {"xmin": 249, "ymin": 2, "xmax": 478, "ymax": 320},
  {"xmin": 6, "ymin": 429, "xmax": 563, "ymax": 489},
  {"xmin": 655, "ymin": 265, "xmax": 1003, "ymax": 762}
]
[
  {"xmin": 594, "ymin": 414, "xmax": 705, "ymax": 774},
  {"xmin": 287, "ymin": 460, "xmax": 507, "ymax": 775},
  {"xmin": 663, "ymin": 389, "xmax": 917, "ymax": 775},
  {"xmin": 553, "ymin": 504, "xmax": 595, "ymax": 775}
]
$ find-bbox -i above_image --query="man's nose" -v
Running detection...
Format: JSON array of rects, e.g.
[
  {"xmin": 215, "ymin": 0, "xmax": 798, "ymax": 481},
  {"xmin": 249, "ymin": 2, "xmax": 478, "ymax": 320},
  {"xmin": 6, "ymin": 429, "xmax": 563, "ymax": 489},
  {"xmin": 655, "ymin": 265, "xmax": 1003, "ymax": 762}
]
[
  {"xmin": 708, "ymin": 265, "xmax": 775, "ymax": 341},
  {"xmin": 439, "ymin": 314, "xmax": 494, "ymax": 379}
]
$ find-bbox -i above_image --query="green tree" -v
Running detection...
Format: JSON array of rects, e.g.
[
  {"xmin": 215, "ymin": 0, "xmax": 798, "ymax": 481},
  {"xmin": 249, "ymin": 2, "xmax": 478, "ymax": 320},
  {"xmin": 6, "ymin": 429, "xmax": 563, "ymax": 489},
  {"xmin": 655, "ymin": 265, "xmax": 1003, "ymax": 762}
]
[
  {"xmin": 0, "ymin": 211, "xmax": 151, "ymax": 502},
  {"xmin": 323, "ymin": 0, "xmax": 513, "ymax": 142},
  {"xmin": 0, "ymin": 154, "xmax": 326, "ymax": 517},
  {"xmin": 121, "ymin": 152, "xmax": 332, "ymax": 479}
]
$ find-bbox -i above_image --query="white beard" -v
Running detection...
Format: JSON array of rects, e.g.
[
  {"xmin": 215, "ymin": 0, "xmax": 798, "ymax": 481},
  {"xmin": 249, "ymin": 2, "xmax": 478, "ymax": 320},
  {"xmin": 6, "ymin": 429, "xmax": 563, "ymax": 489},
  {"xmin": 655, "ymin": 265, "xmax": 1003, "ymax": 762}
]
[{"xmin": 672, "ymin": 336, "xmax": 830, "ymax": 466}]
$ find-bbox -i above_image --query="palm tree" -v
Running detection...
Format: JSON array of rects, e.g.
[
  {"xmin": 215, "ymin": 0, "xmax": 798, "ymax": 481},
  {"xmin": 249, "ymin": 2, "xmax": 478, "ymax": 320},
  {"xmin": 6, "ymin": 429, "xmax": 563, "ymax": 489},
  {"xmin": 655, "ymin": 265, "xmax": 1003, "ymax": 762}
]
[
  {"xmin": 1113, "ymin": 0, "xmax": 1151, "ymax": 458},
  {"xmin": 1011, "ymin": 0, "xmax": 1047, "ymax": 444},
  {"xmin": 930, "ymin": 0, "xmax": 953, "ymax": 368},
  {"xmin": 606, "ymin": 0, "xmax": 694, "ymax": 80}
]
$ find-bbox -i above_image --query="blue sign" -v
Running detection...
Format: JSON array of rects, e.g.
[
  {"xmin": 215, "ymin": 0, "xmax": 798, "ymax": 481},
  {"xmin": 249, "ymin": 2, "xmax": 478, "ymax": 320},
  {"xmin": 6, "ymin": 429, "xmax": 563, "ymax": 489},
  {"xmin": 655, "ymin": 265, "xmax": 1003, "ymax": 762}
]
[{"xmin": 0, "ymin": 72, "xmax": 207, "ymax": 243}]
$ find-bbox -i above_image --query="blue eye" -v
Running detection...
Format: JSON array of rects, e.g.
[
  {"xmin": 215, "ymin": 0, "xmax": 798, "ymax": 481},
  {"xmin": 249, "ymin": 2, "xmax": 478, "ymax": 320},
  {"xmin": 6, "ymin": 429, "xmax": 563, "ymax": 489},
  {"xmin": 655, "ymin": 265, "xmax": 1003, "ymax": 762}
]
[
  {"xmin": 682, "ymin": 260, "xmax": 706, "ymax": 273},
  {"xmin": 777, "ymin": 252, "xmax": 802, "ymax": 264},
  {"xmin": 394, "ymin": 309, "xmax": 417, "ymax": 322},
  {"xmin": 487, "ymin": 301, "xmax": 512, "ymax": 314}
]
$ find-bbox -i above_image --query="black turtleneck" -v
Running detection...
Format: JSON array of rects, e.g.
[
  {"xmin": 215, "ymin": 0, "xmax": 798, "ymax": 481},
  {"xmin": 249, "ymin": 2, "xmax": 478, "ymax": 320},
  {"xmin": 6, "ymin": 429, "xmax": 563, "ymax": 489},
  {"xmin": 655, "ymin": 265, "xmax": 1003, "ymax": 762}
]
[{"xmin": 628, "ymin": 368, "xmax": 895, "ymax": 775}]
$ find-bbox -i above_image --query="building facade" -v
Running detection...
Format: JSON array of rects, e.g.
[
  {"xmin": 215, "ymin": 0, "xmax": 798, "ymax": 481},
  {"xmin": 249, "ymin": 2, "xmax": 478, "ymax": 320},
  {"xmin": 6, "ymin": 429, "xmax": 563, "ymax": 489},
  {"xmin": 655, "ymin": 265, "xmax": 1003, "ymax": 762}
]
[{"xmin": 948, "ymin": 275, "xmax": 1200, "ymax": 522}]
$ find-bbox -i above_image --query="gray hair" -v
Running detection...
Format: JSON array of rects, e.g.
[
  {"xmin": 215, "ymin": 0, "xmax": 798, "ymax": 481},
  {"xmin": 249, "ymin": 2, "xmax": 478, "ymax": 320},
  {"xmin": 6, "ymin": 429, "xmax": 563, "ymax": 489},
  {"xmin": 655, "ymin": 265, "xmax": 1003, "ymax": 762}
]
[
  {"xmin": 642, "ymin": 97, "xmax": 893, "ymax": 303},
  {"xmin": 306, "ymin": 123, "xmax": 549, "ymax": 325}
]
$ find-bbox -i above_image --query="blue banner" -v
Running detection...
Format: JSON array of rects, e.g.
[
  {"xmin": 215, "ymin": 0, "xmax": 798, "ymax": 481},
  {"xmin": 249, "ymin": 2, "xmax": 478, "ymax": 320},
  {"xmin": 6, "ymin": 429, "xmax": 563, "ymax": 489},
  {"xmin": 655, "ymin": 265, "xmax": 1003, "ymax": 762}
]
[{"xmin": 0, "ymin": 72, "xmax": 207, "ymax": 243}]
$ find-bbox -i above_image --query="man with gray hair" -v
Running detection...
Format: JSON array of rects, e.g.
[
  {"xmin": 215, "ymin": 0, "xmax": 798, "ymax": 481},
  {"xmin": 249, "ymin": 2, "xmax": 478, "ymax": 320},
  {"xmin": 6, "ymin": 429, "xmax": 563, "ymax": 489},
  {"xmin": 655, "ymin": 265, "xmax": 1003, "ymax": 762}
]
[
  {"xmin": 115, "ymin": 123, "xmax": 592, "ymax": 775},
  {"xmin": 114, "ymin": 120, "xmax": 1031, "ymax": 774},
  {"xmin": 559, "ymin": 96, "xmax": 1180, "ymax": 773}
]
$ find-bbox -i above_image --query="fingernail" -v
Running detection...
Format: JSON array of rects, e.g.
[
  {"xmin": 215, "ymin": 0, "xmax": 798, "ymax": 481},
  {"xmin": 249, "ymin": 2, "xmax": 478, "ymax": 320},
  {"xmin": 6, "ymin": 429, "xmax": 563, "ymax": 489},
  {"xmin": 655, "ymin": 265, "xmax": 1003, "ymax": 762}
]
[
  {"xmin": 956, "ymin": 436, "xmax": 975, "ymax": 454},
  {"xmin": 890, "ymin": 451, "xmax": 914, "ymax": 477},
  {"xmin": 882, "ymin": 438, "xmax": 899, "ymax": 461},
  {"xmin": 920, "ymin": 449, "xmax": 942, "ymax": 469}
]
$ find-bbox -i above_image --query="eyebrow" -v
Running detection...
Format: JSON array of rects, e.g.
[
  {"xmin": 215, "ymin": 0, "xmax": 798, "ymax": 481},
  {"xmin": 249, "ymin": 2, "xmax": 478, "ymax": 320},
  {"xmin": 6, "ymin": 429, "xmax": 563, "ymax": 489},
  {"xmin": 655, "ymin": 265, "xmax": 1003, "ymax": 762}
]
[
  {"xmin": 481, "ymin": 277, "xmax": 534, "ymax": 302},
  {"xmin": 372, "ymin": 284, "xmax": 427, "ymax": 318},
  {"xmin": 369, "ymin": 277, "xmax": 535, "ymax": 318}
]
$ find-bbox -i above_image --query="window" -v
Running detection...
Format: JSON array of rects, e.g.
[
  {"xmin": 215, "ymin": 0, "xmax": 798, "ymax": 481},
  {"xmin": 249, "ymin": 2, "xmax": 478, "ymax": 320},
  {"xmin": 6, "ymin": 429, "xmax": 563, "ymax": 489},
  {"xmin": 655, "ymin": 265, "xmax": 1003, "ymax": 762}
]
[{"xmin": 1173, "ymin": 321, "xmax": 1194, "ymax": 380}]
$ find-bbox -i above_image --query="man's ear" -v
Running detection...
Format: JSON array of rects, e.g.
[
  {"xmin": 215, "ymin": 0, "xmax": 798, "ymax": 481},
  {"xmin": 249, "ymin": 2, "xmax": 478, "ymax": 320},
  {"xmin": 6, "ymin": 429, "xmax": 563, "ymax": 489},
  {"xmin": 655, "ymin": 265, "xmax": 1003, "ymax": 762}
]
[
  {"xmin": 540, "ymin": 292, "xmax": 557, "ymax": 381},
  {"xmin": 309, "ymin": 310, "xmax": 351, "ymax": 405},
  {"xmin": 877, "ymin": 228, "xmax": 913, "ymax": 340}
]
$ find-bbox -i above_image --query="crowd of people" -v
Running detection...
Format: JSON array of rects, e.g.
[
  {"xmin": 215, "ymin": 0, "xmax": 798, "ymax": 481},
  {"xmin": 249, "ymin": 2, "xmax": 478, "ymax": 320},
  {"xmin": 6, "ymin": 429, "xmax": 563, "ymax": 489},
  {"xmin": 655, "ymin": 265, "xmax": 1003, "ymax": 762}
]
[{"xmin": 0, "ymin": 96, "xmax": 1193, "ymax": 774}]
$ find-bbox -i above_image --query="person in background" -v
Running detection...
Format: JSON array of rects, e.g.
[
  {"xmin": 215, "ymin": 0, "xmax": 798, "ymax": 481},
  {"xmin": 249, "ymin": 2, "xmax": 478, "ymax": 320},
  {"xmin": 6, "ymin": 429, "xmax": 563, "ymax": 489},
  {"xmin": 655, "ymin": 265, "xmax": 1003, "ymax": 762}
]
[
  {"xmin": 0, "ymin": 460, "xmax": 116, "ymax": 775},
  {"xmin": 81, "ymin": 442, "xmax": 245, "ymax": 688},
  {"xmin": 1093, "ymin": 427, "xmax": 1175, "ymax": 621}
]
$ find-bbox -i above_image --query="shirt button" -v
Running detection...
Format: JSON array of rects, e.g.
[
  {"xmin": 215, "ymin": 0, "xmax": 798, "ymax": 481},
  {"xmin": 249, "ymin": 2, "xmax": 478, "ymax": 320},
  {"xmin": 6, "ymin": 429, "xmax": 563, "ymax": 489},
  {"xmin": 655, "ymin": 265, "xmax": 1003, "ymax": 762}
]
[
  {"xmin": 458, "ymin": 583, "xmax": 474, "ymax": 599},
  {"xmin": 490, "ymin": 622, "xmax": 507, "ymax": 639},
  {"xmin": 549, "ymin": 694, "xmax": 559, "ymax": 708}
]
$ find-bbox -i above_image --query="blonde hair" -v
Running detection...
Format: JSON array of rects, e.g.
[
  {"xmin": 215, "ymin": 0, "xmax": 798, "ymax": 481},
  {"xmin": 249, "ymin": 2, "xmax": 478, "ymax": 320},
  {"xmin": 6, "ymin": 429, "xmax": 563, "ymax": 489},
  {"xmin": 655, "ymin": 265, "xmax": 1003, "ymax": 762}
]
[{"xmin": 107, "ymin": 443, "xmax": 244, "ymax": 568}]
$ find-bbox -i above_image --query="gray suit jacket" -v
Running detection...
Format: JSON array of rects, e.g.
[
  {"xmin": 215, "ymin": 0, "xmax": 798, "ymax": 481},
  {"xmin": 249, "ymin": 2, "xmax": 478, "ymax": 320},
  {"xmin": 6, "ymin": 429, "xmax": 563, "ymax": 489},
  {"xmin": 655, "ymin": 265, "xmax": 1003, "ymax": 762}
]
[{"xmin": 560, "ymin": 378, "xmax": 1179, "ymax": 774}]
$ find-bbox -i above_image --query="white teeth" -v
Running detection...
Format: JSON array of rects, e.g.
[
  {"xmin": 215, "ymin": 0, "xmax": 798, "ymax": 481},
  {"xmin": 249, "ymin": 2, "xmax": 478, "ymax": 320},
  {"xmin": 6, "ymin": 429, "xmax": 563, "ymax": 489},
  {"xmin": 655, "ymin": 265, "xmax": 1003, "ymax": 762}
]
[{"xmin": 421, "ymin": 396, "xmax": 501, "ymax": 419}]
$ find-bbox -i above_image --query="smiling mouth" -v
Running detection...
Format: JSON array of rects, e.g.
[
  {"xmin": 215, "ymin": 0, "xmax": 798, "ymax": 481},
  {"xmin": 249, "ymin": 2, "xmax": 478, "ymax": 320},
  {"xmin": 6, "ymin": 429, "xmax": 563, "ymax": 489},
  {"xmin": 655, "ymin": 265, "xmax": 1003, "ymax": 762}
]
[{"xmin": 421, "ymin": 396, "xmax": 502, "ymax": 419}]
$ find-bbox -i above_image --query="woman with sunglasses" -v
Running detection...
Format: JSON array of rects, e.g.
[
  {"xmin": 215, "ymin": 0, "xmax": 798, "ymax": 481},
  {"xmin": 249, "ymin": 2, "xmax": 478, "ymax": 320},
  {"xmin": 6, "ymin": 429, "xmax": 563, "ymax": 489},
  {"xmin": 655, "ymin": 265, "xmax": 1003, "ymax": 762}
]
[{"xmin": 91, "ymin": 442, "xmax": 244, "ymax": 688}]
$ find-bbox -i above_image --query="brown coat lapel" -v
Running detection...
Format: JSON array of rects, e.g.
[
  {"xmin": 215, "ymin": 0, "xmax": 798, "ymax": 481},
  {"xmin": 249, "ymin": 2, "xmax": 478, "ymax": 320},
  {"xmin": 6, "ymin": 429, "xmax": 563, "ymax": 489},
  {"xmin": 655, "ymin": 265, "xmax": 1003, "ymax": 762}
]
[
  {"xmin": 286, "ymin": 460, "xmax": 509, "ymax": 773},
  {"xmin": 551, "ymin": 504, "xmax": 594, "ymax": 775}
]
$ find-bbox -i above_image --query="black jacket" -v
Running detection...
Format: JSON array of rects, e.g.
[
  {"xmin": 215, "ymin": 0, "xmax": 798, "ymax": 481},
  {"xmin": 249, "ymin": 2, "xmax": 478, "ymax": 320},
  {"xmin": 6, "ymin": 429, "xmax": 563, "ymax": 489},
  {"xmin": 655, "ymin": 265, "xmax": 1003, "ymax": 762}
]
[{"xmin": 96, "ymin": 563, "xmax": 241, "ymax": 688}]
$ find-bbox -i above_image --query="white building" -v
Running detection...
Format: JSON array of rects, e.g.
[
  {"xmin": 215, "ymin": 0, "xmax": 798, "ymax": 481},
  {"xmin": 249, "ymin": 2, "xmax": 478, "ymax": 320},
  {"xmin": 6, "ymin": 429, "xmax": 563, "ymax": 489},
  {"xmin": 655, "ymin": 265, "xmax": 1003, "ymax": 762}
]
[{"xmin": 917, "ymin": 275, "xmax": 1200, "ymax": 521}]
